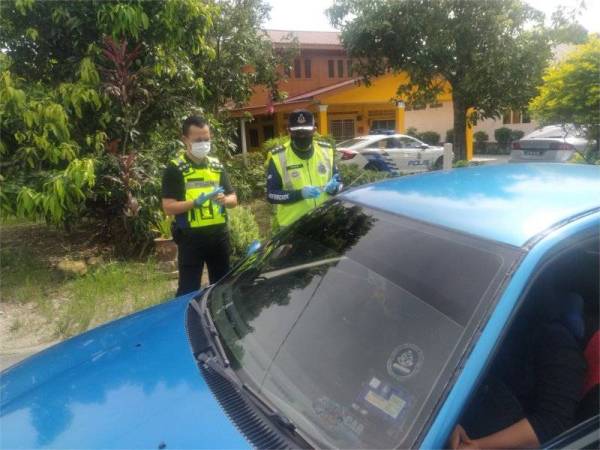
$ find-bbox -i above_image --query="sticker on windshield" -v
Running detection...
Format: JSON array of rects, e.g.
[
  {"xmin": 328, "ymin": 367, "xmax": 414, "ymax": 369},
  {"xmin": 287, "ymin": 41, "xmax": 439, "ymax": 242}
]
[
  {"xmin": 358, "ymin": 378, "xmax": 413, "ymax": 423},
  {"xmin": 387, "ymin": 344, "xmax": 423, "ymax": 380},
  {"xmin": 313, "ymin": 396, "xmax": 364, "ymax": 437}
]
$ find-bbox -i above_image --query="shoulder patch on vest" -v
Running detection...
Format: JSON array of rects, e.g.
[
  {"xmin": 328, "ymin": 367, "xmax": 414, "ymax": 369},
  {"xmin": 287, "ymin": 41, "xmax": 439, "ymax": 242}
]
[
  {"xmin": 270, "ymin": 145, "xmax": 285, "ymax": 154},
  {"xmin": 172, "ymin": 158, "xmax": 191, "ymax": 174},
  {"xmin": 316, "ymin": 139, "xmax": 333, "ymax": 148}
]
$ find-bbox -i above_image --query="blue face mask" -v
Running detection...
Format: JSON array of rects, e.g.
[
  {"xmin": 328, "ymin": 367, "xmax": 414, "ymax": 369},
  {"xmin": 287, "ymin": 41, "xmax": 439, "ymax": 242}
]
[{"xmin": 190, "ymin": 141, "xmax": 211, "ymax": 159}]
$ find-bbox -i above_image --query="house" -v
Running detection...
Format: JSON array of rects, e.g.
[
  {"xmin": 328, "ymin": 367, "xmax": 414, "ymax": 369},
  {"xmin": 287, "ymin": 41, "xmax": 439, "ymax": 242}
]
[{"xmin": 229, "ymin": 30, "xmax": 540, "ymax": 159}]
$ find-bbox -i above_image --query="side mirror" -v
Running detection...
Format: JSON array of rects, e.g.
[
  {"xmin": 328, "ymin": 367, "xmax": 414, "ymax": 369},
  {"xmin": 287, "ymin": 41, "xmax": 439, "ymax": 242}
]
[
  {"xmin": 420, "ymin": 144, "xmax": 429, "ymax": 150},
  {"xmin": 246, "ymin": 239, "xmax": 262, "ymax": 257}
]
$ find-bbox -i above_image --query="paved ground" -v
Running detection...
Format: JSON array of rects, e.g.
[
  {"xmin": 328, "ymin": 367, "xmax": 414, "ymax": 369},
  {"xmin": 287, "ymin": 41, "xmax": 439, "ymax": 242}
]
[{"xmin": 0, "ymin": 352, "xmax": 31, "ymax": 371}]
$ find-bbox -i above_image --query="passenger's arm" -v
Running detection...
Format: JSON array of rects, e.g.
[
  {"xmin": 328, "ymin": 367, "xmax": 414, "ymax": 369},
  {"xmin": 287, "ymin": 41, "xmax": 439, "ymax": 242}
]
[{"xmin": 468, "ymin": 418, "xmax": 539, "ymax": 449}]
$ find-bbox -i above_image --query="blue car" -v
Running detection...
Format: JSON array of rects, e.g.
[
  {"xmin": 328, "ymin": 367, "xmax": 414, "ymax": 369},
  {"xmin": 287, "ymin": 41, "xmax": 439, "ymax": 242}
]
[{"xmin": 2, "ymin": 164, "xmax": 599, "ymax": 449}]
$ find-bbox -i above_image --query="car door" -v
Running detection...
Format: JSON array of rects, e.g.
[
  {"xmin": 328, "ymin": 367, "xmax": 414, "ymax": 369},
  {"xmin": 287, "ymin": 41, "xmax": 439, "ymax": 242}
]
[
  {"xmin": 543, "ymin": 415, "xmax": 599, "ymax": 449},
  {"xmin": 394, "ymin": 136, "xmax": 430, "ymax": 172},
  {"xmin": 364, "ymin": 137, "xmax": 400, "ymax": 172}
]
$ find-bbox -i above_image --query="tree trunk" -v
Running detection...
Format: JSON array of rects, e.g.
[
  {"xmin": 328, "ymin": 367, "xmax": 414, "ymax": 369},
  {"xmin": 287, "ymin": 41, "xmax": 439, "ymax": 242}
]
[{"xmin": 452, "ymin": 96, "xmax": 467, "ymax": 161}]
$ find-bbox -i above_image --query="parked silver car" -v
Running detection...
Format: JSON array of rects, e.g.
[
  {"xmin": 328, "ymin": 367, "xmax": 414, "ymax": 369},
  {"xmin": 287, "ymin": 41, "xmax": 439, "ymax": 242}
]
[{"xmin": 510, "ymin": 125, "xmax": 588, "ymax": 163}]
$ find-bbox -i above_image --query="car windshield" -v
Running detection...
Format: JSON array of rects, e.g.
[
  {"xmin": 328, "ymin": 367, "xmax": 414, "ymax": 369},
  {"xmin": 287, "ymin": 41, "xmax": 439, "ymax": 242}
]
[
  {"xmin": 208, "ymin": 201, "xmax": 521, "ymax": 449},
  {"xmin": 338, "ymin": 137, "xmax": 370, "ymax": 147}
]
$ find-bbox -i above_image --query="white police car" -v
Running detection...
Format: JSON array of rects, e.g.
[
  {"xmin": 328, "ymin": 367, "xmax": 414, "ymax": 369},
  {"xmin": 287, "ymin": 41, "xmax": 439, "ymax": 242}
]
[{"xmin": 336, "ymin": 132, "xmax": 446, "ymax": 173}]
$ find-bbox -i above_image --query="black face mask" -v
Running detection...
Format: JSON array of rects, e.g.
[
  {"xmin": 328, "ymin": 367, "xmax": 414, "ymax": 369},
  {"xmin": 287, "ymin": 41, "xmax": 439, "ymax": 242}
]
[{"xmin": 290, "ymin": 132, "xmax": 313, "ymax": 151}]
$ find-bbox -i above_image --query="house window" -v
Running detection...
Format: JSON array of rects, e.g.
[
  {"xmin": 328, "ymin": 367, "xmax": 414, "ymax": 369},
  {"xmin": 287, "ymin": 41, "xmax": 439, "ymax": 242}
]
[
  {"xmin": 249, "ymin": 128, "xmax": 259, "ymax": 148},
  {"xmin": 263, "ymin": 125, "xmax": 274, "ymax": 141},
  {"xmin": 328, "ymin": 60, "xmax": 334, "ymax": 78},
  {"xmin": 371, "ymin": 119, "xmax": 396, "ymax": 132},
  {"xmin": 294, "ymin": 59, "xmax": 301, "ymax": 78},
  {"xmin": 330, "ymin": 119, "xmax": 355, "ymax": 141},
  {"xmin": 337, "ymin": 60, "xmax": 344, "ymax": 77},
  {"xmin": 503, "ymin": 109, "xmax": 530, "ymax": 124},
  {"xmin": 304, "ymin": 59, "xmax": 312, "ymax": 78},
  {"xmin": 429, "ymin": 102, "xmax": 443, "ymax": 108},
  {"xmin": 347, "ymin": 59, "xmax": 353, "ymax": 77}
]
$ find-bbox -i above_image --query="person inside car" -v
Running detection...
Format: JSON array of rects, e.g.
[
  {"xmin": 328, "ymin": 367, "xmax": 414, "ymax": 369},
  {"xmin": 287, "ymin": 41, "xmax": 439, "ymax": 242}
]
[{"xmin": 449, "ymin": 287, "xmax": 587, "ymax": 449}]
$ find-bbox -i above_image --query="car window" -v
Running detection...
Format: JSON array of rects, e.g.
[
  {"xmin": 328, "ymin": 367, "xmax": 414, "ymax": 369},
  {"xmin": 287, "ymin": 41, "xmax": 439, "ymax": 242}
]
[
  {"xmin": 367, "ymin": 138, "xmax": 393, "ymax": 149},
  {"xmin": 208, "ymin": 201, "xmax": 521, "ymax": 449},
  {"xmin": 339, "ymin": 137, "xmax": 370, "ymax": 147},
  {"xmin": 398, "ymin": 137, "xmax": 423, "ymax": 148}
]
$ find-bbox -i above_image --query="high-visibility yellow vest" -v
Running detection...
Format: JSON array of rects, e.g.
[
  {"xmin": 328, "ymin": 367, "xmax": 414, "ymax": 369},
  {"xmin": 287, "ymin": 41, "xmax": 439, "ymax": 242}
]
[
  {"xmin": 171, "ymin": 154, "xmax": 226, "ymax": 228},
  {"xmin": 269, "ymin": 139, "xmax": 334, "ymax": 228}
]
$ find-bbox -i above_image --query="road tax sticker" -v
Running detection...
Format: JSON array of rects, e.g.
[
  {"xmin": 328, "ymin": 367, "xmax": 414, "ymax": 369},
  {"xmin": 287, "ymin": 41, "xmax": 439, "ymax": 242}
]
[{"xmin": 358, "ymin": 377, "xmax": 413, "ymax": 423}]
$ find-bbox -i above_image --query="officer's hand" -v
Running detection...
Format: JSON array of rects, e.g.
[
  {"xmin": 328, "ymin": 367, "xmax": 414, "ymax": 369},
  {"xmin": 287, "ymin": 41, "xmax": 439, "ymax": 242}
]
[
  {"xmin": 301, "ymin": 186, "xmax": 321, "ymax": 199},
  {"xmin": 193, "ymin": 193, "xmax": 209, "ymax": 207},
  {"xmin": 324, "ymin": 174, "xmax": 342, "ymax": 195},
  {"xmin": 207, "ymin": 186, "xmax": 224, "ymax": 199},
  {"xmin": 214, "ymin": 192, "xmax": 226, "ymax": 205}
]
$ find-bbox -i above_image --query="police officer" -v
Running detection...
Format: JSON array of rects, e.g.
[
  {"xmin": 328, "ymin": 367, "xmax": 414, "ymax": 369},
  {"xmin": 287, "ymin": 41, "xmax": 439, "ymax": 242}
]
[
  {"xmin": 266, "ymin": 109, "xmax": 342, "ymax": 229},
  {"xmin": 162, "ymin": 115, "xmax": 238, "ymax": 296}
]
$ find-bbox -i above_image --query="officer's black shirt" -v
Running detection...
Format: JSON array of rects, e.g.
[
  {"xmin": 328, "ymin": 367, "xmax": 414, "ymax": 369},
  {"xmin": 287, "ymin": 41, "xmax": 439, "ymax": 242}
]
[{"xmin": 161, "ymin": 155, "xmax": 234, "ymax": 237}]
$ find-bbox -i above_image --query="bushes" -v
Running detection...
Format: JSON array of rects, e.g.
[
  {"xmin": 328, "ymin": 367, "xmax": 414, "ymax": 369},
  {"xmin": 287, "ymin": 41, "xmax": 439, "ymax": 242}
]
[
  {"xmin": 510, "ymin": 129, "xmax": 525, "ymax": 142},
  {"xmin": 445, "ymin": 129, "xmax": 454, "ymax": 143},
  {"xmin": 404, "ymin": 127, "xmax": 440, "ymax": 145},
  {"xmin": 224, "ymin": 152, "xmax": 266, "ymax": 203},
  {"xmin": 338, "ymin": 164, "xmax": 394, "ymax": 187},
  {"xmin": 473, "ymin": 131, "xmax": 489, "ymax": 153},
  {"xmin": 494, "ymin": 127, "xmax": 513, "ymax": 150},
  {"xmin": 227, "ymin": 205, "xmax": 261, "ymax": 259},
  {"xmin": 418, "ymin": 131, "xmax": 441, "ymax": 146}
]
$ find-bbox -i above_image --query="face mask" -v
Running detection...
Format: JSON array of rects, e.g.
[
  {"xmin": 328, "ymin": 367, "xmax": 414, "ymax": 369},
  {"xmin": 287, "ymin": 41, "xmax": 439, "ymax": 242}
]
[
  {"xmin": 190, "ymin": 141, "xmax": 211, "ymax": 159},
  {"xmin": 291, "ymin": 133, "xmax": 313, "ymax": 151}
]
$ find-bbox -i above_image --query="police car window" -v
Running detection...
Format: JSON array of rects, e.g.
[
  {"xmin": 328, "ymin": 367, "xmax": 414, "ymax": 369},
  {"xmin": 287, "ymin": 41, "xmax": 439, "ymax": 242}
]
[
  {"xmin": 209, "ymin": 201, "xmax": 521, "ymax": 449},
  {"xmin": 399, "ymin": 137, "xmax": 422, "ymax": 148}
]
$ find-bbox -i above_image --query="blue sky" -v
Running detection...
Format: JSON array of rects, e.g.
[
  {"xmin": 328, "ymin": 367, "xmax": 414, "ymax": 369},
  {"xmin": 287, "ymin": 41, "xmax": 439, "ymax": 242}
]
[{"xmin": 265, "ymin": 0, "xmax": 600, "ymax": 33}]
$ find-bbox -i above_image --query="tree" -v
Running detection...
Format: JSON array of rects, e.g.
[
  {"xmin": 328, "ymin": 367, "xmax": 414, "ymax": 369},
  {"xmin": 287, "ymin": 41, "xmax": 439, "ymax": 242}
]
[
  {"xmin": 328, "ymin": 0, "xmax": 553, "ymax": 160},
  {"xmin": 529, "ymin": 36, "xmax": 600, "ymax": 160},
  {"xmin": 0, "ymin": 0, "xmax": 284, "ymax": 252}
]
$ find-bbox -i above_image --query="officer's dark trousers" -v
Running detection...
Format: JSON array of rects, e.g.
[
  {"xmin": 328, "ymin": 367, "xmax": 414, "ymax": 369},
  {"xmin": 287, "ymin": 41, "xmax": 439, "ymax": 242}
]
[{"xmin": 175, "ymin": 231, "xmax": 230, "ymax": 296}]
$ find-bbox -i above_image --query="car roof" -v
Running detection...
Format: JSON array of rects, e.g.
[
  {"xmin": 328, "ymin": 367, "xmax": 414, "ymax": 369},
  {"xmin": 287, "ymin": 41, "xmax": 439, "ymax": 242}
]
[{"xmin": 340, "ymin": 163, "xmax": 600, "ymax": 247}]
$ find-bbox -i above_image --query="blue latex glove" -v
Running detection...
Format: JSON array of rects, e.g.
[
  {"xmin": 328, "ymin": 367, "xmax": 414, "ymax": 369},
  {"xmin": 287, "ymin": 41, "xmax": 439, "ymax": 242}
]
[
  {"xmin": 194, "ymin": 187, "xmax": 224, "ymax": 207},
  {"xmin": 301, "ymin": 186, "xmax": 321, "ymax": 199},
  {"xmin": 324, "ymin": 174, "xmax": 342, "ymax": 195}
]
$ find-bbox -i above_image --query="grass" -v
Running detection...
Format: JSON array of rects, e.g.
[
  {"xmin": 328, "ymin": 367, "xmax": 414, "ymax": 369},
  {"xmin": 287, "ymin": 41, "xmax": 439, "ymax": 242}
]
[{"xmin": 0, "ymin": 220, "xmax": 176, "ymax": 344}]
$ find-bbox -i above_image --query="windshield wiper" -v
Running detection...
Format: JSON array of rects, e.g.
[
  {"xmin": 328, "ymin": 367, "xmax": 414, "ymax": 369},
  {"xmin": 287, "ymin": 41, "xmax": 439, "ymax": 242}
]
[{"xmin": 193, "ymin": 293, "xmax": 313, "ymax": 449}]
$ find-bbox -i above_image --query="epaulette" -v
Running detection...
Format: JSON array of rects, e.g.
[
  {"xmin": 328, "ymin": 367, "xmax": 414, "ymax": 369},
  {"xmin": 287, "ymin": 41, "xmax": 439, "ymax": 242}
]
[
  {"xmin": 173, "ymin": 158, "xmax": 191, "ymax": 174},
  {"xmin": 270, "ymin": 145, "xmax": 285, "ymax": 154},
  {"xmin": 317, "ymin": 139, "xmax": 333, "ymax": 148}
]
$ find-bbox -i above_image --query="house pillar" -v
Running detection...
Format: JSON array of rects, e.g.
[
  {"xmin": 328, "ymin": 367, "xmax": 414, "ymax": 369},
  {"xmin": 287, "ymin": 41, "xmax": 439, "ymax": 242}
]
[
  {"xmin": 395, "ymin": 100, "xmax": 406, "ymax": 133},
  {"xmin": 318, "ymin": 104, "xmax": 328, "ymax": 136},
  {"xmin": 466, "ymin": 107, "xmax": 474, "ymax": 161}
]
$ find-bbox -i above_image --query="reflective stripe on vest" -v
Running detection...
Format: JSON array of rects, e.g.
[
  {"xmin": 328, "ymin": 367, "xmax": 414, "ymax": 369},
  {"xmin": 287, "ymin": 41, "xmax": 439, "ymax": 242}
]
[
  {"xmin": 270, "ymin": 140, "xmax": 334, "ymax": 228},
  {"xmin": 171, "ymin": 154, "xmax": 226, "ymax": 228}
]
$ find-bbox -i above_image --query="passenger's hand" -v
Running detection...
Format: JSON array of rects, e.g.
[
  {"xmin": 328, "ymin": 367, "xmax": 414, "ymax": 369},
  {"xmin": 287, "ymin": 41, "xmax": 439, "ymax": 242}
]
[
  {"xmin": 324, "ymin": 174, "xmax": 341, "ymax": 195},
  {"xmin": 449, "ymin": 425, "xmax": 476, "ymax": 450},
  {"xmin": 301, "ymin": 186, "xmax": 321, "ymax": 199}
]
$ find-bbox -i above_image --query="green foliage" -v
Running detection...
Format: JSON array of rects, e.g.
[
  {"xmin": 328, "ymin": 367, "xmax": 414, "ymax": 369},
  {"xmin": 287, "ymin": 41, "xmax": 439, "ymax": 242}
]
[
  {"xmin": 494, "ymin": 127, "xmax": 513, "ymax": 150},
  {"xmin": 338, "ymin": 164, "xmax": 394, "ymax": 188},
  {"xmin": 418, "ymin": 131, "xmax": 440, "ymax": 146},
  {"xmin": 530, "ymin": 36, "xmax": 600, "ymax": 160},
  {"xmin": 152, "ymin": 212, "xmax": 172, "ymax": 239},
  {"xmin": 328, "ymin": 0, "xmax": 553, "ymax": 160},
  {"xmin": 453, "ymin": 160, "xmax": 471, "ymax": 168},
  {"xmin": 406, "ymin": 127, "xmax": 419, "ymax": 138},
  {"xmin": 474, "ymin": 131, "xmax": 489, "ymax": 143},
  {"xmin": 227, "ymin": 205, "xmax": 261, "ymax": 259},
  {"xmin": 0, "ymin": 0, "xmax": 281, "ymax": 253},
  {"xmin": 510, "ymin": 129, "xmax": 525, "ymax": 142},
  {"xmin": 224, "ymin": 152, "xmax": 267, "ymax": 203}
]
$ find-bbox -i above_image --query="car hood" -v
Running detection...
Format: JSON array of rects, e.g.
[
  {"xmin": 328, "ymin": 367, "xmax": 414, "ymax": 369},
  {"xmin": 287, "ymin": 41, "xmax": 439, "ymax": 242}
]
[{"xmin": 0, "ymin": 294, "xmax": 249, "ymax": 449}]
